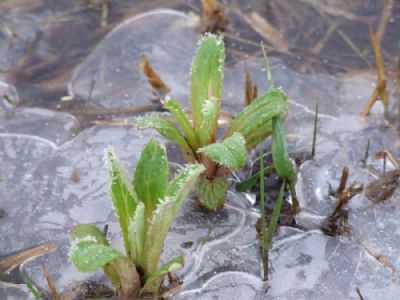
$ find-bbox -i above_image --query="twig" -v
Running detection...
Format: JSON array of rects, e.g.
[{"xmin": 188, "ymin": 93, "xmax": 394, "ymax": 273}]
[
  {"xmin": 311, "ymin": 20, "xmax": 340, "ymax": 55},
  {"xmin": 41, "ymin": 263, "xmax": 61, "ymax": 300},
  {"xmin": 356, "ymin": 287, "xmax": 364, "ymax": 300},
  {"xmin": 375, "ymin": 0, "xmax": 393, "ymax": 45},
  {"xmin": 101, "ymin": 0, "xmax": 109, "ymax": 28},
  {"xmin": 312, "ymin": 103, "xmax": 318, "ymax": 158},
  {"xmin": 336, "ymin": 166, "xmax": 349, "ymax": 197},
  {"xmin": 360, "ymin": 28, "xmax": 389, "ymax": 118}
]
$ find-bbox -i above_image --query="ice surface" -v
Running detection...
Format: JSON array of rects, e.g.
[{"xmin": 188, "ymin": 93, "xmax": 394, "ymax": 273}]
[
  {"xmin": 0, "ymin": 126, "xmax": 165, "ymax": 296},
  {"xmin": 0, "ymin": 80, "xmax": 19, "ymax": 108},
  {"xmin": 2, "ymin": 7, "xmax": 400, "ymax": 300},
  {"xmin": 0, "ymin": 107, "xmax": 79, "ymax": 145},
  {"xmin": 69, "ymin": 10, "xmax": 200, "ymax": 109}
]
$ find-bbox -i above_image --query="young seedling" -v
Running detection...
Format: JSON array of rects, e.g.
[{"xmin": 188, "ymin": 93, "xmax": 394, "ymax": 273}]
[
  {"xmin": 262, "ymin": 42, "xmax": 299, "ymax": 214},
  {"xmin": 70, "ymin": 140, "xmax": 204, "ymax": 298},
  {"xmin": 138, "ymin": 34, "xmax": 288, "ymax": 210}
]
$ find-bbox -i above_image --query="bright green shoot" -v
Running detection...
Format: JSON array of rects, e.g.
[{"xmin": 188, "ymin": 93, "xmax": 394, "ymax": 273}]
[
  {"xmin": 138, "ymin": 34, "xmax": 288, "ymax": 211},
  {"xmin": 70, "ymin": 140, "xmax": 204, "ymax": 298}
]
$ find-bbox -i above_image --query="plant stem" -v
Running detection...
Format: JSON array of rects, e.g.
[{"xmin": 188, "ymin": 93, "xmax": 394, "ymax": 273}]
[
  {"xmin": 289, "ymin": 182, "xmax": 299, "ymax": 215},
  {"xmin": 259, "ymin": 148, "xmax": 267, "ymax": 258},
  {"xmin": 312, "ymin": 103, "xmax": 319, "ymax": 158},
  {"xmin": 383, "ymin": 151, "xmax": 387, "ymax": 175},
  {"xmin": 259, "ymin": 147, "xmax": 268, "ymax": 281},
  {"xmin": 362, "ymin": 139, "xmax": 370, "ymax": 168}
]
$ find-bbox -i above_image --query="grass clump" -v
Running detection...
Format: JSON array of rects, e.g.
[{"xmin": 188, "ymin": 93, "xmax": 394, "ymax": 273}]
[
  {"xmin": 69, "ymin": 140, "xmax": 204, "ymax": 299},
  {"xmin": 138, "ymin": 34, "xmax": 288, "ymax": 211}
]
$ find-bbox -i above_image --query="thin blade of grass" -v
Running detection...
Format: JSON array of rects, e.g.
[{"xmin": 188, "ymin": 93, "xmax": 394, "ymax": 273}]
[
  {"xmin": 265, "ymin": 179, "xmax": 286, "ymax": 250},
  {"xmin": 362, "ymin": 139, "xmax": 370, "ymax": 168},
  {"xmin": 312, "ymin": 103, "xmax": 318, "ymax": 158},
  {"xmin": 235, "ymin": 165, "xmax": 274, "ymax": 192},
  {"xmin": 259, "ymin": 148, "xmax": 267, "ymax": 257},
  {"xmin": 261, "ymin": 41, "xmax": 274, "ymax": 89},
  {"xmin": 22, "ymin": 274, "xmax": 41, "ymax": 300}
]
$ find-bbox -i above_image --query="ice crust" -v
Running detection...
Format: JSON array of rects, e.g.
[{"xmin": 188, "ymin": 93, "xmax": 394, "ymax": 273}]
[{"xmin": 1, "ymin": 9, "xmax": 400, "ymax": 300}]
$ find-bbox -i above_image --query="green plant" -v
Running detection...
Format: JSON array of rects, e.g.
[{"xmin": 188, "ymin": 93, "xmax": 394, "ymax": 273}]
[
  {"xmin": 138, "ymin": 34, "xmax": 288, "ymax": 211},
  {"xmin": 69, "ymin": 140, "xmax": 204, "ymax": 299},
  {"xmin": 236, "ymin": 43, "xmax": 299, "ymax": 214}
]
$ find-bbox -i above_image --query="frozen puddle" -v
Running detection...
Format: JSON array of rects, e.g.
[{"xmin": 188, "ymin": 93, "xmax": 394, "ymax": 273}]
[{"xmin": 2, "ymin": 8, "xmax": 400, "ymax": 300}]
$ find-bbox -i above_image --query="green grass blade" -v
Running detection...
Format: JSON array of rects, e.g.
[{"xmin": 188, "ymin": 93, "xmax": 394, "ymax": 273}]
[
  {"xmin": 198, "ymin": 132, "xmax": 247, "ymax": 171},
  {"xmin": 259, "ymin": 148, "xmax": 267, "ymax": 257},
  {"xmin": 134, "ymin": 140, "xmax": 169, "ymax": 220},
  {"xmin": 163, "ymin": 98, "xmax": 199, "ymax": 149},
  {"xmin": 261, "ymin": 41, "xmax": 274, "ymax": 89},
  {"xmin": 106, "ymin": 148, "xmax": 138, "ymax": 257},
  {"xmin": 311, "ymin": 103, "xmax": 318, "ymax": 158},
  {"xmin": 265, "ymin": 180, "xmax": 285, "ymax": 250},
  {"xmin": 143, "ymin": 164, "xmax": 204, "ymax": 275},
  {"xmin": 235, "ymin": 165, "xmax": 274, "ymax": 192},
  {"xmin": 190, "ymin": 34, "xmax": 224, "ymax": 128},
  {"xmin": 22, "ymin": 274, "xmax": 42, "ymax": 300},
  {"xmin": 141, "ymin": 255, "xmax": 184, "ymax": 295}
]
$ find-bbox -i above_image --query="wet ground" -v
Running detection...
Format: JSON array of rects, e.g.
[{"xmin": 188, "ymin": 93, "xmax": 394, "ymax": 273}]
[{"xmin": 0, "ymin": 0, "xmax": 399, "ymax": 299}]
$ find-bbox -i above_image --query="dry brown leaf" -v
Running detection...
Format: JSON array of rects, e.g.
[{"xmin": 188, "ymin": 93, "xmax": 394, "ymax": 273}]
[
  {"xmin": 140, "ymin": 54, "xmax": 170, "ymax": 97},
  {"xmin": 200, "ymin": 0, "xmax": 228, "ymax": 33},
  {"xmin": 0, "ymin": 244, "xmax": 56, "ymax": 274}
]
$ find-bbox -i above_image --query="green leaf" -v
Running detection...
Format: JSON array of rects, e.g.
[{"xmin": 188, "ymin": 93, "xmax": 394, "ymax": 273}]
[
  {"xmin": 226, "ymin": 89, "xmax": 287, "ymax": 147},
  {"xmin": 134, "ymin": 140, "xmax": 169, "ymax": 220},
  {"xmin": 198, "ymin": 132, "xmax": 247, "ymax": 171},
  {"xmin": 265, "ymin": 180, "xmax": 285, "ymax": 250},
  {"xmin": 143, "ymin": 164, "xmax": 204, "ymax": 275},
  {"xmin": 128, "ymin": 202, "xmax": 145, "ymax": 265},
  {"xmin": 199, "ymin": 96, "xmax": 220, "ymax": 146},
  {"xmin": 141, "ymin": 255, "xmax": 184, "ymax": 294},
  {"xmin": 235, "ymin": 166, "xmax": 274, "ymax": 192},
  {"xmin": 70, "ymin": 224, "xmax": 108, "ymax": 245},
  {"xmin": 136, "ymin": 114, "xmax": 195, "ymax": 162},
  {"xmin": 197, "ymin": 176, "xmax": 228, "ymax": 210},
  {"xmin": 163, "ymin": 98, "xmax": 199, "ymax": 149},
  {"xmin": 244, "ymin": 120, "xmax": 273, "ymax": 151},
  {"xmin": 190, "ymin": 34, "xmax": 224, "ymax": 128},
  {"xmin": 70, "ymin": 239, "xmax": 123, "ymax": 273},
  {"xmin": 109, "ymin": 257, "xmax": 141, "ymax": 298},
  {"xmin": 106, "ymin": 148, "xmax": 138, "ymax": 257},
  {"xmin": 271, "ymin": 116, "xmax": 296, "ymax": 184}
]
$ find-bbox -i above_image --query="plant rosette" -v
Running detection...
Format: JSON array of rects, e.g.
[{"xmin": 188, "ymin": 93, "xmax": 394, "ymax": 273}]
[
  {"xmin": 138, "ymin": 34, "xmax": 288, "ymax": 211},
  {"xmin": 70, "ymin": 140, "xmax": 204, "ymax": 299}
]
